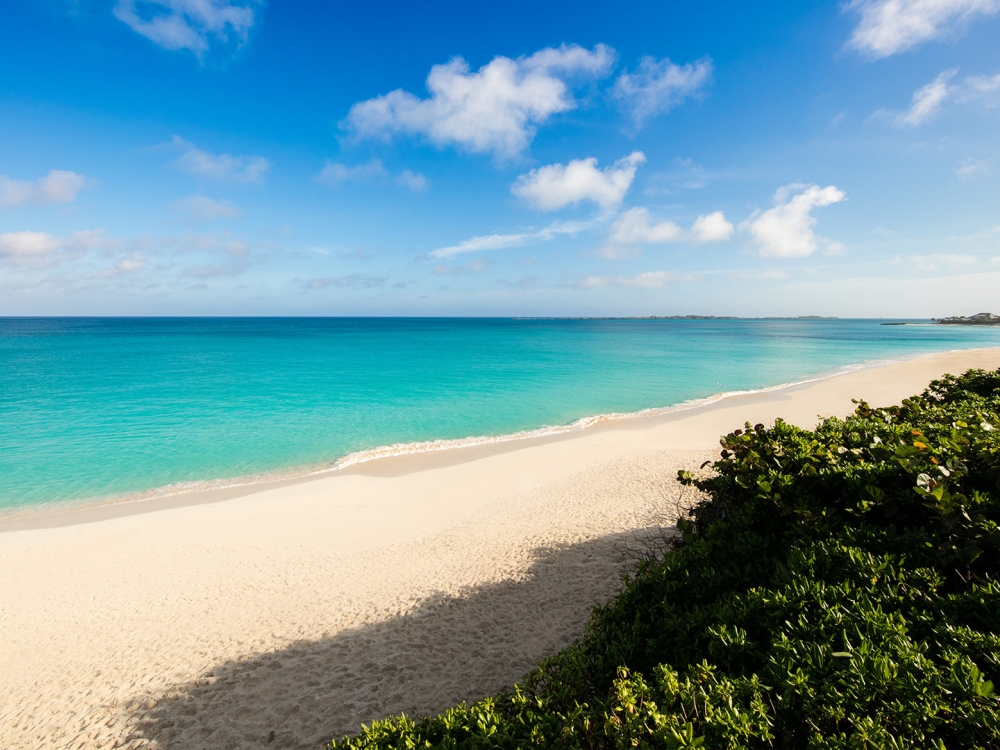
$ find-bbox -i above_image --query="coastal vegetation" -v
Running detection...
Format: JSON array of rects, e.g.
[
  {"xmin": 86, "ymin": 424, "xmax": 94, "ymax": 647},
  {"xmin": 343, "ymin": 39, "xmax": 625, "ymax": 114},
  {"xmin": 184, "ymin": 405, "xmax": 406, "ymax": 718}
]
[
  {"xmin": 329, "ymin": 368, "xmax": 1000, "ymax": 749},
  {"xmin": 934, "ymin": 313, "xmax": 1000, "ymax": 326}
]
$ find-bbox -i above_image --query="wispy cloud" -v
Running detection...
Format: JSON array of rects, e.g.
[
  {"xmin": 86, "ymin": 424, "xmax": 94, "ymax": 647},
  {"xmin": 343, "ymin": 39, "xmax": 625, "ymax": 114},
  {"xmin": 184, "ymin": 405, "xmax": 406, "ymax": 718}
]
[
  {"xmin": 430, "ymin": 219, "xmax": 600, "ymax": 259},
  {"xmin": 612, "ymin": 56, "xmax": 712, "ymax": 129},
  {"xmin": 877, "ymin": 68, "xmax": 1000, "ymax": 125},
  {"xmin": 578, "ymin": 270, "xmax": 673, "ymax": 289},
  {"xmin": 300, "ymin": 274, "xmax": 388, "ymax": 290},
  {"xmin": 0, "ymin": 170, "xmax": 89, "ymax": 209},
  {"xmin": 113, "ymin": 0, "xmax": 261, "ymax": 56},
  {"xmin": 956, "ymin": 158, "xmax": 990, "ymax": 179},
  {"xmin": 172, "ymin": 136, "xmax": 270, "ymax": 183},
  {"xmin": 847, "ymin": 0, "xmax": 1000, "ymax": 59},
  {"xmin": 172, "ymin": 195, "xmax": 242, "ymax": 221},
  {"xmin": 315, "ymin": 159, "xmax": 429, "ymax": 191},
  {"xmin": 511, "ymin": 152, "xmax": 645, "ymax": 212},
  {"xmin": 344, "ymin": 44, "xmax": 616, "ymax": 159},
  {"xmin": 433, "ymin": 258, "xmax": 489, "ymax": 275},
  {"xmin": 742, "ymin": 184, "xmax": 847, "ymax": 258},
  {"xmin": 887, "ymin": 69, "xmax": 957, "ymax": 125}
]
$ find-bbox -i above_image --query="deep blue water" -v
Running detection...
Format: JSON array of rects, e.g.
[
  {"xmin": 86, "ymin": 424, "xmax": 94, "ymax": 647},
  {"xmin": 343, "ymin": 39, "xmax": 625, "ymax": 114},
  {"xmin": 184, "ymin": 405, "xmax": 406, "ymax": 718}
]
[{"xmin": 2, "ymin": 317, "xmax": 999, "ymax": 513}]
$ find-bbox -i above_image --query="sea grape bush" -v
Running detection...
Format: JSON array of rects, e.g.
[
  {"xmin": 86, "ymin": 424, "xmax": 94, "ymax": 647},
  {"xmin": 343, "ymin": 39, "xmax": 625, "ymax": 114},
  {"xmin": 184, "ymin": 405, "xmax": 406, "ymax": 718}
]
[{"xmin": 329, "ymin": 369, "xmax": 1000, "ymax": 749}]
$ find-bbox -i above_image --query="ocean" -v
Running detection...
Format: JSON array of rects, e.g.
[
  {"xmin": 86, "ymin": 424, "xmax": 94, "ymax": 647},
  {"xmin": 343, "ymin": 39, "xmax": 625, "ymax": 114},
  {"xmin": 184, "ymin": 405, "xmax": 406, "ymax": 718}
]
[{"xmin": 2, "ymin": 317, "xmax": 999, "ymax": 515}]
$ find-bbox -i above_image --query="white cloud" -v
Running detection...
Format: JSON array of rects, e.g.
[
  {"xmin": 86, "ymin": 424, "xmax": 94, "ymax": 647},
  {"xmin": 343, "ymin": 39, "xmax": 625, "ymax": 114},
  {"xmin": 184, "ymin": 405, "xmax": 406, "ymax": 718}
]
[
  {"xmin": 691, "ymin": 211, "xmax": 736, "ymax": 242},
  {"xmin": 0, "ymin": 231, "xmax": 61, "ymax": 260},
  {"xmin": 847, "ymin": 0, "xmax": 1000, "ymax": 59},
  {"xmin": 742, "ymin": 184, "xmax": 847, "ymax": 258},
  {"xmin": 956, "ymin": 158, "xmax": 990, "ymax": 178},
  {"xmin": 959, "ymin": 72, "xmax": 1000, "ymax": 105},
  {"xmin": 344, "ymin": 44, "xmax": 616, "ymax": 159},
  {"xmin": 113, "ymin": 0, "xmax": 259, "ymax": 55},
  {"xmin": 608, "ymin": 207, "xmax": 734, "ymax": 246},
  {"xmin": 102, "ymin": 253, "xmax": 146, "ymax": 277},
  {"xmin": 315, "ymin": 159, "xmax": 428, "ymax": 191},
  {"xmin": 173, "ymin": 195, "xmax": 242, "ymax": 221},
  {"xmin": 397, "ymin": 170, "xmax": 429, "ymax": 192},
  {"xmin": 611, "ymin": 208, "xmax": 683, "ymax": 244},
  {"xmin": 0, "ymin": 170, "xmax": 88, "ymax": 208},
  {"xmin": 430, "ymin": 219, "xmax": 598, "ymax": 259},
  {"xmin": 893, "ymin": 69, "xmax": 957, "ymax": 125},
  {"xmin": 172, "ymin": 136, "xmax": 269, "ymax": 183},
  {"xmin": 511, "ymin": 152, "xmax": 645, "ymax": 212},
  {"xmin": 0, "ymin": 229, "xmax": 113, "ymax": 267},
  {"xmin": 579, "ymin": 271, "xmax": 672, "ymax": 289},
  {"xmin": 612, "ymin": 56, "xmax": 712, "ymax": 128}
]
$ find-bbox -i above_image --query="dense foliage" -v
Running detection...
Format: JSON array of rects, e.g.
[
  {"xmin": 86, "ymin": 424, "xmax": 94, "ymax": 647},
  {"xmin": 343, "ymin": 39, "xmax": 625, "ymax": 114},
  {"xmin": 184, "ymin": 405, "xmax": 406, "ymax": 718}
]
[{"xmin": 329, "ymin": 369, "xmax": 1000, "ymax": 749}]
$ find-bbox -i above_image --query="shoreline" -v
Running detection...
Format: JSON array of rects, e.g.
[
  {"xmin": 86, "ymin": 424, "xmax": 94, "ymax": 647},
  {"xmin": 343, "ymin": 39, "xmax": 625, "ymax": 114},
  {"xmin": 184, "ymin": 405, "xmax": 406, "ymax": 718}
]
[
  {"xmin": 1, "ymin": 346, "xmax": 996, "ymax": 533},
  {"xmin": 4, "ymin": 347, "xmax": 1000, "ymax": 749}
]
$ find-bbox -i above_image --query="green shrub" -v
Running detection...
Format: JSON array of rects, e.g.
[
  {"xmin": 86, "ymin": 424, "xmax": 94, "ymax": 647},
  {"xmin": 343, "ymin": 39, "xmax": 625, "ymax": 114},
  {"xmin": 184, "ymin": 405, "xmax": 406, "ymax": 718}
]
[{"xmin": 329, "ymin": 369, "xmax": 1000, "ymax": 749}]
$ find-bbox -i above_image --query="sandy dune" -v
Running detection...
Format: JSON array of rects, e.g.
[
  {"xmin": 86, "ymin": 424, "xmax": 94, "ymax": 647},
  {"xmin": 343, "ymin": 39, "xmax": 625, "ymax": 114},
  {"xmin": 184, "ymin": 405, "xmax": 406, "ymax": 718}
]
[{"xmin": 2, "ymin": 349, "xmax": 999, "ymax": 749}]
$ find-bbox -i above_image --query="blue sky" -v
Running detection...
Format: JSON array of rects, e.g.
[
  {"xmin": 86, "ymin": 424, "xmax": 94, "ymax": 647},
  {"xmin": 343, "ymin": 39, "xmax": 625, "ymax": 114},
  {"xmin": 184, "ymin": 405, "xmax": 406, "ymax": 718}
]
[{"xmin": 1, "ymin": 0, "xmax": 999, "ymax": 316}]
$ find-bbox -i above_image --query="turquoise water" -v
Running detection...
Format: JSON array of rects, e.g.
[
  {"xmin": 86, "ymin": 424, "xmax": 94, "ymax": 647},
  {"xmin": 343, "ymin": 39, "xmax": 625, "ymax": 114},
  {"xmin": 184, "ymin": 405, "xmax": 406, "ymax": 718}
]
[{"xmin": 2, "ymin": 317, "xmax": 1000, "ymax": 514}]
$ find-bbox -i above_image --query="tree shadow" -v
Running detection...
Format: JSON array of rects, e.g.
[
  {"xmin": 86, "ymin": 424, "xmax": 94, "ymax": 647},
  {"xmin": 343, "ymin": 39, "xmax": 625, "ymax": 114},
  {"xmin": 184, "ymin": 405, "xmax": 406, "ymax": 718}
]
[{"xmin": 123, "ymin": 527, "xmax": 672, "ymax": 750}]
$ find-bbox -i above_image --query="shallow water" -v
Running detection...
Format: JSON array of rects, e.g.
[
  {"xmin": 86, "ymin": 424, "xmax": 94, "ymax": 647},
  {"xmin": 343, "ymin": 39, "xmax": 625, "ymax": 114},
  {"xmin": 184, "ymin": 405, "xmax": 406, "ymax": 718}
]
[{"xmin": 2, "ymin": 317, "xmax": 999, "ymax": 512}]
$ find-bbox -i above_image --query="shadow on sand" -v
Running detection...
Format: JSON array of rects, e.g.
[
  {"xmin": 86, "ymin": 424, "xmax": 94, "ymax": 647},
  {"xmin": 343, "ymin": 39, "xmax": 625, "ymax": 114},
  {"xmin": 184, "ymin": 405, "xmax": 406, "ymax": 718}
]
[{"xmin": 123, "ymin": 527, "xmax": 670, "ymax": 750}]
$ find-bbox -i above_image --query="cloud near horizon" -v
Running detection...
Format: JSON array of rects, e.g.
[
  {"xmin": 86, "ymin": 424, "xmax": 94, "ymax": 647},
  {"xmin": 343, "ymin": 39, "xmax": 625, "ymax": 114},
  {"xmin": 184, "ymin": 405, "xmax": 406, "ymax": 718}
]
[
  {"xmin": 511, "ymin": 152, "xmax": 645, "ymax": 212},
  {"xmin": 0, "ymin": 170, "xmax": 89, "ymax": 209},
  {"xmin": 113, "ymin": 0, "xmax": 261, "ymax": 55},
  {"xmin": 578, "ymin": 270, "xmax": 673, "ymax": 289},
  {"xmin": 344, "ymin": 44, "xmax": 616, "ymax": 159},
  {"xmin": 742, "ymin": 184, "xmax": 846, "ymax": 258},
  {"xmin": 847, "ymin": 0, "xmax": 1000, "ymax": 59}
]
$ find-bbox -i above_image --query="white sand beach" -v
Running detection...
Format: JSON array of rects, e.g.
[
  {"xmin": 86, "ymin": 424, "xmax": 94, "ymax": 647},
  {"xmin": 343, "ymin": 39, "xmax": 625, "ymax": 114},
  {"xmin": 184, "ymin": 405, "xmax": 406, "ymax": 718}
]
[{"xmin": 3, "ymin": 349, "xmax": 1000, "ymax": 750}]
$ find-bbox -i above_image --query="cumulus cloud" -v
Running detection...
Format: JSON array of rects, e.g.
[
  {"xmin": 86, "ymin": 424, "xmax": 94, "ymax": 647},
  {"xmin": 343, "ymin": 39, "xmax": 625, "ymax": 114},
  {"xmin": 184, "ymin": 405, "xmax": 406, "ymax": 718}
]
[
  {"xmin": 430, "ymin": 219, "xmax": 598, "ymax": 259},
  {"xmin": 511, "ymin": 152, "xmax": 645, "ymax": 212},
  {"xmin": 173, "ymin": 195, "xmax": 242, "ymax": 221},
  {"xmin": 608, "ymin": 207, "xmax": 734, "ymax": 246},
  {"xmin": 847, "ymin": 0, "xmax": 1000, "ymax": 58},
  {"xmin": 315, "ymin": 159, "xmax": 428, "ymax": 191},
  {"xmin": 612, "ymin": 56, "xmax": 712, "ymax": 129},
  {"xmin": 113, "ymin": 0, "xmax": 260, "ymax": 55},
  {"xmin": 742, "ymin": 184, "xmax": 847, "ymax": 258},
  {"xmin": 691, "ymin": 211, "xmax": 736, "ymax": 242},
  {"xmin": 172, "ymin": 136, "xmax": 270, "ymax": 183},
  {"xmin": 578, "ymin": 271, "xmax": 672, "ymax": 289},
  {"xmin": 0, "ymin": 170, "xmax": 88, "ymax": 209},
  {"xmin": 344, "ymin": 44, "xmax": 616, "ymax": 159}
]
